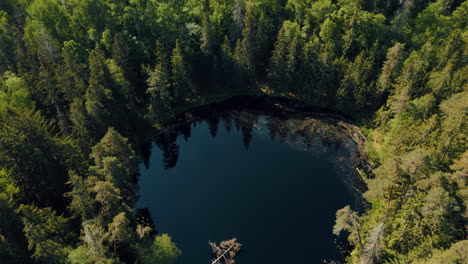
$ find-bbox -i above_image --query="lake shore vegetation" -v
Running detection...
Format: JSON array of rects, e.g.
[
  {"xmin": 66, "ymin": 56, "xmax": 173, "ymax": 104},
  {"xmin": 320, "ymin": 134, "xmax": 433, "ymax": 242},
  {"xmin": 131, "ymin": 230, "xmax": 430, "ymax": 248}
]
[{"xmin": 0, "ymin": 0, "xmax": 466, "ymax": 263}]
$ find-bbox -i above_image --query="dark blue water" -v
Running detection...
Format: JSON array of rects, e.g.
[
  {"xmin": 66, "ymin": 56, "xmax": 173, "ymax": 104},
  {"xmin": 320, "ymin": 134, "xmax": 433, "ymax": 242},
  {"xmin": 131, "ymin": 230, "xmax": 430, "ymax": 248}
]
[{"xmin": 137, "ymin": 113, "xmax": 357, "ymax": 263}]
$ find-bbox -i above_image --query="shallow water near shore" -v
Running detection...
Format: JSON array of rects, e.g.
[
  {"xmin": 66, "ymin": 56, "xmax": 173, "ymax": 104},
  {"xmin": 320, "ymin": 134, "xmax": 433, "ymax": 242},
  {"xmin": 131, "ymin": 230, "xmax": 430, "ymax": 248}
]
[{"xmin": 137, "ymin": 98, "xmax": 363, "ymax": 263}]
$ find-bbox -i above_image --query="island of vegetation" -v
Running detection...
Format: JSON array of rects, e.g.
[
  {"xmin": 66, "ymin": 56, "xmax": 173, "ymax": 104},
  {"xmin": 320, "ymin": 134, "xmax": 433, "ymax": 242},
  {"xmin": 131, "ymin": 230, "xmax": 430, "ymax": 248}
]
[{"xmin": 0, "ymin": 0, "xmax": 466, "ymax": 263}]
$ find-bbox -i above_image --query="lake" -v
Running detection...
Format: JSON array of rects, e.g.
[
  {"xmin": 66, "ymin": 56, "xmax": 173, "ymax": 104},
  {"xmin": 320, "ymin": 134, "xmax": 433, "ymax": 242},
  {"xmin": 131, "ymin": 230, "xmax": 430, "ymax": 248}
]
[{"xmin": 137, "ymin": 97, "xmax": 364, "ymax": 263}]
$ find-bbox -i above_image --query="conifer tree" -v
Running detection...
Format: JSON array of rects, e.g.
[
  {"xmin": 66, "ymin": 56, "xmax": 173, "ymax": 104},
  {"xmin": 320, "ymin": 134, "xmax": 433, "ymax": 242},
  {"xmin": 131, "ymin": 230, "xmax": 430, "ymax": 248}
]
[
  {"xmin": 147, "ymin": 40, "xmax": 173, "ymax": 116},
  {"xmin": 66, "ymin": 173, "xmax": 96, "ymax": 220},
  {"xmin": 59, "ymin": 40, "xmax": 88, "ymax": 103},
  {"xmin": 81, "ymin": 219, "xmax": 107, "ymax": 260},
  {"xmin": 0, "ymin": 109, "xmax": 67, "ymax": 204},
  {"xmin": 378, "ymin": 43, "xmax": 406, "ymax": 94},
  {"xmin": 90, "ymin": 127, "xmax": 138, "ymax": 182},
  {"xmin": 107, "ymin": 212, "xmax": 132, "ymax": 253},
  {"xmin": 171, "ymin": 39, "xmax": 194, "ymax": 103},
  {"xmin": 200, "ymin": 0, "xmax": 215, "ymax": 56},
  {"xmin": 152, "ymin": 234, "xmax": 182, "ymax": 264},
  {"xmin": 237, "ymin": 1, "xmax": 257, "ymax": 73},
  {"xmin": 269, "ymin": 20, "xmax": 302, "ymax": 93},
  {"xmin": 85, "ymin": 47, "xmax": 114, "ymax": 131},
  {"xmin": 231, "ymin": 0, "xmax": 243, "ymax": 41},
  {"xmin": 19, "ymin": 205, "xmax": 70, "ymax": 264}
]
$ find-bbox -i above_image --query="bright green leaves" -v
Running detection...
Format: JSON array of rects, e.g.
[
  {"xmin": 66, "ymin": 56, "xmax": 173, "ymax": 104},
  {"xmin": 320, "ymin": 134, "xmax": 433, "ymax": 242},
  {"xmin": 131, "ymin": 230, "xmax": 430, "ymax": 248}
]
[
  {"xmin": 154, "ymin": 0, "xmax": 188, "ymax": 44},
  {"xmin": 383, "ymin": 173, "xmax": 464, "ymax": 260},
  {"xmin": 309, "ymin": 0, "xmax": 336, "ymax": 25},
  {"xmin": 67, "ymin": 245, "xmax": 95, "ymax": 264},
  {"xmin": 85, "ymin": 47, "xmax": 134, "ymax": 134},
  {"xmin": 0, "ymin": 1, "xmax": 465, "ymax": 263},
  {"xmin": 269, "ymin": 20, "xmax": 302, "ymax": 94},
  {"xmin": 286, "ymin": 0, "xmax": 313, "ymax": 24},
  {"xmin": 87, "ymin": 127, "xmax": 138, "ymax": 222},
  {"xmin": 421, "ymin": 186, "xmax": 460, "ymax": 229},
  {"xmin": 0, "ymin": 169, "xmax": 19, "ymax": 202},
  {"xmin": 378, "ymin": 43, "xmax": 406, "ymax": 94},
  {"xmin": 67, "ymin": 128, "xmax": 140, "ymax": 263},
  {"xmin": 136, "ymin": 233, "xmax": 181, "ymax": 264},
  {"xmin": 27, "ymin": 0, "xmax": 74, "ymax": 43},
  {"xmin": 412, "ymin": 0, "xmax": 460, "ymax": 46},
  {"xmin": 152, "ymin": 234, "xmax": 182, "ymax": 264},
  {"xmin": 360, "ymin": 2, "xmax": 467, "ymax": 258},
  {"xmin": 67, "ymin": 0, "xmax": 108, "ymax": 41},
  {"xmin": 0, "ymin": 72, "xmax": 35, "ymax": 115},
  {"xmin": 413, "ymin": 240, "xmax": 468, "ymax": 264},
  {"xmin": 90, "ymin": 127, "xmax": 138, "ymax": 183}
]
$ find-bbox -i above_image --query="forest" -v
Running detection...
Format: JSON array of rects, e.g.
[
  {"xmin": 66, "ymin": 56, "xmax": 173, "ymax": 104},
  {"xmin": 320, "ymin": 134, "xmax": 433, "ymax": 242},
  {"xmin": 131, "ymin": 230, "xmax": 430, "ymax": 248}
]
[{"xmin": 0, "ymin": 0, "xmax": 466, "ymax": 263}]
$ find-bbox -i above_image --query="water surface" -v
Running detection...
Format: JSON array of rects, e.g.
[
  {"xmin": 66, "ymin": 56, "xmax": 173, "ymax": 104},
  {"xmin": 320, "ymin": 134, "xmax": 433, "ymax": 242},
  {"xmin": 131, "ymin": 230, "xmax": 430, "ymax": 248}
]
[{"xmin": 137, "ymin": 99, "xmax": 362, "ymax": 263}]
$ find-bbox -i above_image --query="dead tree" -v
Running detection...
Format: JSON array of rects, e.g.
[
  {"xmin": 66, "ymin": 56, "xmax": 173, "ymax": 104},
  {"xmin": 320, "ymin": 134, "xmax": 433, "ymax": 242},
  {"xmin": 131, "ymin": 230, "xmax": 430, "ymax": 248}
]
[{"xmin": 209, "ymin": 238, "xmax": 241, "ymax": 264}]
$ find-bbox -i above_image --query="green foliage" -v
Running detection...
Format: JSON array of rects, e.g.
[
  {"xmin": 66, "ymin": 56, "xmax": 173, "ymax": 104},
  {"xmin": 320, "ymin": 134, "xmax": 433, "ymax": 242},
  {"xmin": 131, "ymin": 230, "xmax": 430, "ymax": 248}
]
[
  {"xmin": 0, "ymin": 0, "xmax": 466, "ymax": 263},
  {"xmin": 93, "ymin": 180, "xmax": 124, "ymax": 223},
  {"xmin": 0, "ymin": 10, "xmax": 14, "ymax": 72},
  {"xmin": 147, "ymin": 41, "xmax": 174, "ymax": 121},
  {"xmin": 107, "ymin": 212, "xmax": 132, "ymax": 253},
  {"xmin": 171, "ymin": 39, "xmax": 194, "ymax": 102},
  {"xmin": 69, "ymin": 97, "xmax": 95, "ymax": 152},
  {"xmin": 0, "ymin": 172, "xmax": 26, "ymax": 263},
  {"xmin": 0, "ymin": 109, "xmax": 68, "ymax": 204},
  {"xmin": 81, "ymin": 219, "xmax": 108, "ymax": 261},
  {"xmin": 136, "ymin": 233, "xmax": 182, "ymax": 264},
  {"xmin": 59, "ymin": 40, "xmax": 88, "ymax": 102},
  {"xmin": 66, "ymin": 173, "xmax": 96, "ymax": 220},
  {"xmin": 0, "ymin": 72, "xmax": 35, "ymax": 115},
  {"xmin": 90, "ymin": 127, "xmax": 138, "ymax": 189},
  {"xmin": 86, "ymin": 48, "xmax": 114, "ymax": 129},
  {"xmin": 19, "ymin": 204, "xmax": 71, "ymax": 263},
  {"xmin": 27, "ymin": 0, "xmax": 74, "ymax": 43},
  {"xmin": 413, "ymin": 240, "xmax": 468, "ymax": 264},
  {"xmin": 269, "ymin": 20, "xmax": 303, "ymax": 94},
  {"xmin": 152, "ymin": 234, "xmax": 182, "ymax": 264},
  {"xmin": 378, "ymin": 43, "xmax": 406, "ymax": 92},
  {"xmin": 235, "ymin": 1, "xmax": 258, "ymax": 73},
  {"xmin": 333, "ymin": 205, "xmax": 362, "ymax": 246},
  {"xmin": 357, "ymin": 3, "xmax": 468, "ymax": 261},
  {"xmin": 68, "ymin": 245, "xmax": 95, "ymax": 264},
  {"xmin": 338, "ymin": 47, "xmax": 380, "ymax": 109}
]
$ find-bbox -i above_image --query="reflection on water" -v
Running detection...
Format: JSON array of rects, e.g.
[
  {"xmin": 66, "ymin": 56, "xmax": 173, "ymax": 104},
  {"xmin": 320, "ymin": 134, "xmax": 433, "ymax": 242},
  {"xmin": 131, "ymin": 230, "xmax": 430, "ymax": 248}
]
[{"xmin": 137, "ymin": 97, "xmax": 365, "ymax": 264}]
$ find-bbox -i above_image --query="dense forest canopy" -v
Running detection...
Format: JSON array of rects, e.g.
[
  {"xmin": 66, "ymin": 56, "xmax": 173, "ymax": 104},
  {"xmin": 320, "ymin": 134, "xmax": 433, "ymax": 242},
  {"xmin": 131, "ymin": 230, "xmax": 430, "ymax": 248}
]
[{"xmin": 0, "ymin": 0, "xmax": 466, "ymax": 263}]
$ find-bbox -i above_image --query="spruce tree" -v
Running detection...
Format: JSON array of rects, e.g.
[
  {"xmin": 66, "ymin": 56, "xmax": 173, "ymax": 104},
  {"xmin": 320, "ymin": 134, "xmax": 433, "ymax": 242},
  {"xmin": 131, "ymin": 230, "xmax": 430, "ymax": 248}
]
[{"xmin": 171, "ymin": 39, "xmax": 194, "ymax": 103}]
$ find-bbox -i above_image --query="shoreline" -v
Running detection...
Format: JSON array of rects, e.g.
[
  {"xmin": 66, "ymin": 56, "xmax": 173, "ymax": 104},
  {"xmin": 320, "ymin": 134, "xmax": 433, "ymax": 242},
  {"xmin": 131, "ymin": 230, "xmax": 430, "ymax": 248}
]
[{"xmin": 151, "ymin": 95, "xmax": 372, "ymax": 202}]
